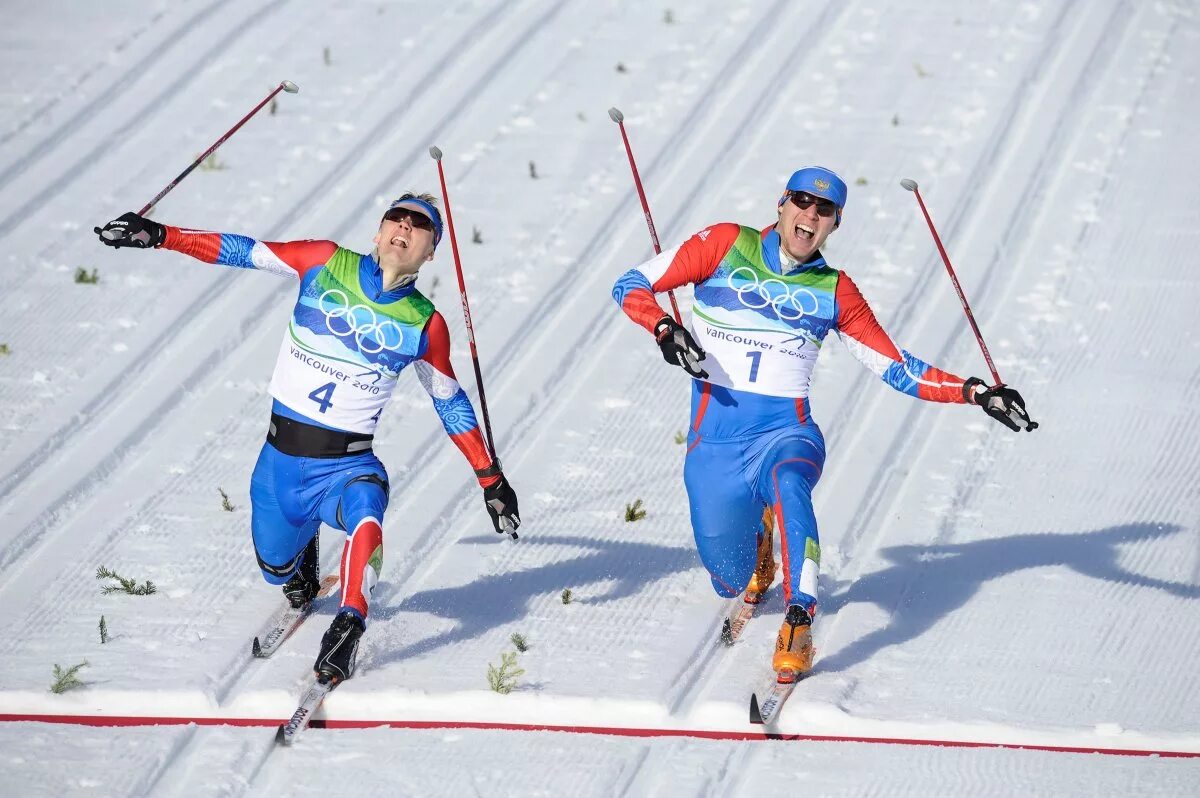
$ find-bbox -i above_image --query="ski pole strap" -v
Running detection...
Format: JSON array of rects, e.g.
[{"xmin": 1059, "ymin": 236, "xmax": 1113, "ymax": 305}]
[
  {"xmin": 474, "ymin": 461, "xmax": 504, "ymax": 479},
  {"xmin": 267, "ymin": 413, "xmax": 373, "ymax": 459}
]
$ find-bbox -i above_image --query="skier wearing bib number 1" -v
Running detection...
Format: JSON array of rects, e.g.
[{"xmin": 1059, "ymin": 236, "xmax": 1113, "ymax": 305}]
[
  {"xmin": 612, "ymin": 167, "xmax": 1035, "ymax": 684},
  {"xmin": 96, "ymin": 195, "xmax": 521, "ymax": 684}
]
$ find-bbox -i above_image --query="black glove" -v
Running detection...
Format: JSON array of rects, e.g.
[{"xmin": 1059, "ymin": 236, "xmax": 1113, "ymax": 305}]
[
  {"xmin": 654, "ymin": 316, "xmax": 709, "ymax": 379},
  {"xmin": 483, "ymin": 474, "xmax": 521, "ymax": 538},
  {"xmin": 964, "ymin": 377, "xmax": 1038, "ymax": 432},
  {"xmin": 96, "ymin": 212, "xmax": 165, "ymax": 249}
]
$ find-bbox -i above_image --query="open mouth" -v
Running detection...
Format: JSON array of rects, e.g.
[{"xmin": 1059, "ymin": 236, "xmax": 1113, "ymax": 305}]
[
  {"xmin": 794, "ymin": 223, "xmax": 815, "ymax": 241},
  {"xmin": 389, "ymin": 235, "xmax": 410, "ymax": 249}
]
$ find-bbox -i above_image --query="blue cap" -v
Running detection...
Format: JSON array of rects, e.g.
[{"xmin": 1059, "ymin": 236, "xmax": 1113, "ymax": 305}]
[
  {"xmin": 385, "ymin": 196, "xmax": 443, "ymax": 249},
  {"xmin": 781, "ymin": 166, "xmax": 848, "ymax": 226}
]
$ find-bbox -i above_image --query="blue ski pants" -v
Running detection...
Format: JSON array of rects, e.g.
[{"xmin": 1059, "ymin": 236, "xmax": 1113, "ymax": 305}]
[
  {"xmin": 683, "ymin": 424, "xmax": 825, "ymax": 612},
  {"xmin": 248, "ymin": 442, "xmax": 389, "ymax": 584}
]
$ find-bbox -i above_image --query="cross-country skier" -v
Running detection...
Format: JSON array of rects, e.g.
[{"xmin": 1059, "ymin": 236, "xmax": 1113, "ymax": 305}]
[
  {"xmin": 96, "ymin": 195, "xmax": 521, "ymax": 683},
  {"xmin": 611, "ymin": 167, "xmax": 1034, "ymax": 682}
]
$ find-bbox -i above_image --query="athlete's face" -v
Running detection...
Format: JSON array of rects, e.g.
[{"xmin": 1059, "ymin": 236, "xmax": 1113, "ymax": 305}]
[
  {"xmin": 373, "ymin": 210, "xmax": 435, "ymax": 275},
  {"xmin": 775, "ymin": 191, "xmax": 838, "ymax": 262}
]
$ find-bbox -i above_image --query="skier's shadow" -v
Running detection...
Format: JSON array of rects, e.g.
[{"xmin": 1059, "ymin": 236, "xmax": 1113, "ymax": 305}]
[
  {"xmin": 815, "ymin": 521, "xmax": 1197, "ymax": 674},
  {"xmin": 368, "ymin": 534, "xmax": 697, "ymax": 665}
]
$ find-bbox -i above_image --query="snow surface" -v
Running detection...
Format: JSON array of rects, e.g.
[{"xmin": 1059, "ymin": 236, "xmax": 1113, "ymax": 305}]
[{"xmin": 2, "ymin": 0, "xmax": 1199, "ymax": 795}]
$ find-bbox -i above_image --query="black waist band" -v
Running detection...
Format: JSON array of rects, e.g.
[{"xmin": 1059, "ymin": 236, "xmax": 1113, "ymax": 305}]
[{"xmin": 267, "ymin": 413, "xmax": 373, "ymax": 459}]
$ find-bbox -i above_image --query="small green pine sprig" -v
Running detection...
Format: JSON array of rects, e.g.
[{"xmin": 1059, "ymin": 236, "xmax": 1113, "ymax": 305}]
[
  {"xmin": 50, "ymin": 661, "xmax": 88, "ymax": 694},
  {"xmin": 96, "ymin": 565, "xmax": 156, "ymax": 596},
  {"xmin": 487, "ymin": 651, "xmax": 525, "ymax": 694},
  {"xmin": 624, "ymin": 499, "xmax": 647, "ymax": 523}
]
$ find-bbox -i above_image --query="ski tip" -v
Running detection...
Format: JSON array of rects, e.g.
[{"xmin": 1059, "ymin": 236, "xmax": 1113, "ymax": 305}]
[
  {"xmin": 275, "ymin": 724, "xmax": 289, "ymax": 746},
  {"xmin": 720, "ymin": 619, "xmax": 734, "ymax": 647},
  {"xmin": 749, "ymin": 693, "xmax": 764, "ymax": 725},
  {"xmin": 251, "ymin": 637, "xmax": 263, "ymax": 658}
]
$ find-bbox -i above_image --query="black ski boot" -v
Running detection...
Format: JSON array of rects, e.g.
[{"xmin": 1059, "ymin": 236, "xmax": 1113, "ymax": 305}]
[
  {"xmin": 282, "ymin": 536, "xmax": 320, "ymax": 609},
  {"xmin": 314, "ymin": 611, "xmax": 365, "ymax": 684}
]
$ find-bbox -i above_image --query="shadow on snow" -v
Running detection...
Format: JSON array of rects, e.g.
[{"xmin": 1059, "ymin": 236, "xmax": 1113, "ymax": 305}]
[
  {"xmin": 367, "ymin": 534, "xmax": 697, "ymax": 666},
  {"xmin": 814, "ymin": 521, "xmax": 1197, "ymax": 674}
]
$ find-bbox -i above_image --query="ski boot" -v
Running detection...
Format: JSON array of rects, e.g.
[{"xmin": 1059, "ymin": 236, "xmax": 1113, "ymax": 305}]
[
  {"xmin": 772, "ymin": 604, "xmax": 814, "ymax": 680},
  {"xmin": 721, "ymin": 509, "xmax": 776, "ymax": 645},
  {"xmin": 314, "ymin": 610, "xmax": 365, "ymax": 684},
  {"xmin": 745, "ymin": 508, "xmax": 777, "ymax": 597},
  {"xmin": 281, "ymin": 536, "xmax": 320, "ymax": 609}
]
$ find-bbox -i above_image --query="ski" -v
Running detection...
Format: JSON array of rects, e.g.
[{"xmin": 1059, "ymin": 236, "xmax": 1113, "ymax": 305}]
[
  {"xmin": 720, "ymin": 589, "xmax": 765, "ymax": 645},
  {"xmin": 275, "ymin": 676, "xmax": 335, "ymax": 746},
  {"xmin": 749, "ymin": 669, "xmax": 803, "ymax": 725},
  {"xmin": 252, "ymin": 574, "xmax": 340, "ymax": 658}
]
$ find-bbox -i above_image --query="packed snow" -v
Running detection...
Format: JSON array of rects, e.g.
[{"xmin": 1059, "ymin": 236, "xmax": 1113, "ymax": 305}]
[{"xmin": 1, "ymin": 0, "xmax": 1198, "ymax": 795}]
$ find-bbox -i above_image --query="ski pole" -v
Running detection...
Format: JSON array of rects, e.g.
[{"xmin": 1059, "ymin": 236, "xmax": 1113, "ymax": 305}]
[
  {"xmin": 900, "ymin": 178, "xmax": 1003, "ymax": 386},
  {"xmin": 96, "ymin": 80, "xmax": 299, "ymax": 238},
  {"xmin": 607, "ymin": 107, "xmax": 682, "ymax": 324},
  {"xmin": 428, "ymin": 146, "xmax": 516, "ymax": 540}
]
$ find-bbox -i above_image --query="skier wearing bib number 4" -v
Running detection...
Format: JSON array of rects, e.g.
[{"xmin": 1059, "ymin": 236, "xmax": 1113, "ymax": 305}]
[
  {"xmin": 97, "ymin": 194, "xmax": 521, "ymax": 684},
  {"xmin": 612, "ymin": 167, "xmax": 1034, "ymax": 689}
]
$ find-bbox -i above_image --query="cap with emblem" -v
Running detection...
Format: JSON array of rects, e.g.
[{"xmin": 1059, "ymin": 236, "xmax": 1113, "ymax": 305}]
[{"xmin": 780, "ymin": 166, "xmax": 848, "ymax": 227}]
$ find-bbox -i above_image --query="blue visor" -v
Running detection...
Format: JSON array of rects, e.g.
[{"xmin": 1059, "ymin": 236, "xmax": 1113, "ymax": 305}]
[{"xmin": 385, "ymin": 197, "xmax": 443, "ymax": 248}]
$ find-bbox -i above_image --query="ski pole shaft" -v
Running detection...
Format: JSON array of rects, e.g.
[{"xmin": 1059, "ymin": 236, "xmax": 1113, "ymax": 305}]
[
  {"xmin": 429, "ymin": 146, "xmax": 516, "ymax": 539},
  {"xmin": 98, "ymin": 81, "xmax": 299, "ymax": 236},
  {"xmin": 139, "ymin": 80, "xmax": 300, "ymax": 216},
  {"xmin": 607, "ymin": 107, "xmax": 682, "ymax": 324},
  {"xmin": 900, "ymin": 178, "xmax": 1003, "ymax": 386}
]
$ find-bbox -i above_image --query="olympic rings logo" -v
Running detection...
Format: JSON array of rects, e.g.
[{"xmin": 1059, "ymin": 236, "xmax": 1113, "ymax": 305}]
[
  {"xmin": 727, "ymin": 266, "xmax": 820, "ymax": 321},
  {"xmin": 318, "ymin": 289, "xmax": 405, "ymax": 354}
]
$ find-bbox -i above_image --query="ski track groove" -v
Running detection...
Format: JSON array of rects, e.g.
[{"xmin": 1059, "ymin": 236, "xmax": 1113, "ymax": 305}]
[
  {"xmin": 0, "ymin": 0, "xmax": 513, "ymax": 507},
  {"xmin": 811, "ymin": 0, "xmax": 1136, "ymax": 712},
  {"xmin": 0, "ymin": 8, "xmax": 176, "ymax": 150},
  {"xmin": 0, "ymin": 0, "xmax": 273, "ymax": 239},
  {"xmin": 0, "ymin": 0, "xmax": 232, "ymax": 165}
]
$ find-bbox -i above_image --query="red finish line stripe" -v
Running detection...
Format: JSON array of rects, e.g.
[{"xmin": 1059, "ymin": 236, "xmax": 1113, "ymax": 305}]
[{"xmin": 1, "ymin": 713, "xmax": 1196, "ymax": 758}]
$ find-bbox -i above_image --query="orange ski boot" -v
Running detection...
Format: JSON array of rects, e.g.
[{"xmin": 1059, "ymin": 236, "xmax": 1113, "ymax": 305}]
[
  {"xmin": 722, "ymin": 509, "xmax": 777, "ymax": 645},
  {"xmin": 744, "ymin": 508, "xmax": 776, "ymax": 599},
  {"xmin": 772, "ymin": 605, "xmax": 814, "ymax": 678}
]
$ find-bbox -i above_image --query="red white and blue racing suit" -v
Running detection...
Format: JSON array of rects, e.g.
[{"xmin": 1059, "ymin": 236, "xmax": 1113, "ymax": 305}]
[
  {"xmin": 160, "ymin": 227, "xmax": 497, "ymax": 621},
  {"xmin": 613, "ymin": 223, "xmax": 970, "ymax": 615}
]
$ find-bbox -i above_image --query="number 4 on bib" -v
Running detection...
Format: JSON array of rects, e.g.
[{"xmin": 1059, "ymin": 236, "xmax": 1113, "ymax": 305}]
[{"xmin": 308, "ymin": 382, "xmax": 336, "ymax": 414}]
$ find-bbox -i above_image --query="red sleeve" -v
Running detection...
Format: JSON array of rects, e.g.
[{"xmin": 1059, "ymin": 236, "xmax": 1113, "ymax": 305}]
[
  {"xmin": 651, "ymin": 223, "xmax": 738, "ymax": 292},
  {"xmin": 617, "ymin": 223, "xmax": 739, "ymax": 332},
  {"xmin": 260, "ymin": 240, "xmax": 338, "ymax": 278},
  {"xmin": 159, "ymin": 226, "xmax": 335, "ymax": 278},
  {"xmin": 836, "ymin": 272, "xmax": 968, "ymax": 403},
  {"xmin": 419, "ymin": 312, "xmax": 499, "ymax": 487},
  {"xmin": 835, "ymin": 272, "xmax": 904, "ymax": 362}
]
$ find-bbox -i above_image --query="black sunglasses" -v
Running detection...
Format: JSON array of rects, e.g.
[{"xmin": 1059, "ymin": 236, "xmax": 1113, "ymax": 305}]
[
  {"xmin": 383, "ymin": 207, "xmax": 435, "ymax": 231},
  {"xmin": 788, "ymin": 192, "xmax": 837, "ymax": 217}
]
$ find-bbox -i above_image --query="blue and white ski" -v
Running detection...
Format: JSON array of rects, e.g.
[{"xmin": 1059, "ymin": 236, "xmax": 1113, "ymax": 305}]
[
  {"xmin": 251, "ymin": 574, "xmax": 340, "ymax": 658},
  {"xmin": 275, "ymin": 676, "xmax": 335, "ymax": 746}
]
